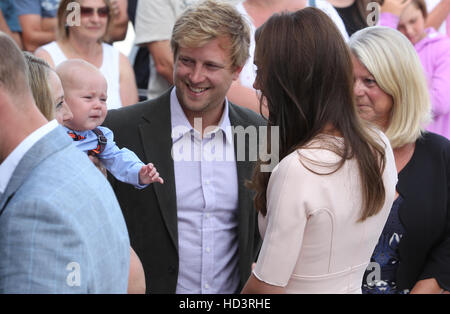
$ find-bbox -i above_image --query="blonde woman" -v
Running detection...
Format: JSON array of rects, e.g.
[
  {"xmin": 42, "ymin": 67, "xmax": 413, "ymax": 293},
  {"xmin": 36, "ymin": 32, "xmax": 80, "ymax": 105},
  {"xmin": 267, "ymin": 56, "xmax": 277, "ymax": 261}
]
[
  {"xmin": 379, "ymin": 0, "xmax": 450, "ymax": 139},
  {"xmin": 23, "ymin": 53, "xmax": 146, "ymax": 294},
  {"xmin": 350, "ymin": 26, "xmax": 450, "ymax": 294},
  {"xmin": 35, "ymin": 0, "xmax": 138, "ymax": 109},
  {"xmin": 23, "ymin": 52, "xmax": 73, "ymax": 124}
]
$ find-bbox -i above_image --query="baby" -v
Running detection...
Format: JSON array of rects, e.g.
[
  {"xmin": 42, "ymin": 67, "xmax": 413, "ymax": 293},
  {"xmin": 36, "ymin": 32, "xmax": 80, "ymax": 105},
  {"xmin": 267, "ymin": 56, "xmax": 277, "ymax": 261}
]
[{"xmin": 56, "ymin": 59, "xmax": 163, "ymax": 188}]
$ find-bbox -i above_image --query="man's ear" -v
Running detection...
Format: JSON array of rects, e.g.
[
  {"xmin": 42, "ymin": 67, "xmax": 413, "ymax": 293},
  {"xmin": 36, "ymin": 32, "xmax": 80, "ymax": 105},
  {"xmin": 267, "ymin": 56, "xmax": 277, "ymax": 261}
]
[{"xmin": 0, "ymin": 83, "xmax": 11, "ymax": 106}]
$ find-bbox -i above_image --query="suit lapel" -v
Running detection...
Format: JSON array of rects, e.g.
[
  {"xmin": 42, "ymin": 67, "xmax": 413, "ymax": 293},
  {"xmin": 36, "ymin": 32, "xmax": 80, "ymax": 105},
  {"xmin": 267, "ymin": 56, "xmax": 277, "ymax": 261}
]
[
  {"xmin": 0, "ymin": 127, "xmax": 71, "ymax": 214},
  {"xmin": 229, "ymin": 104, "xmax": 256, "ymax": 277},
  {"xmin": 0, "ymin": 193, "xmax": 14, "ymax": 217},
  {"xmin": 138, "ymin": 91, "xmax": 179, "ymax": 251},
  {"xmin": 229, "ymin": 103, "xmax": 255, "ymax": 212}
]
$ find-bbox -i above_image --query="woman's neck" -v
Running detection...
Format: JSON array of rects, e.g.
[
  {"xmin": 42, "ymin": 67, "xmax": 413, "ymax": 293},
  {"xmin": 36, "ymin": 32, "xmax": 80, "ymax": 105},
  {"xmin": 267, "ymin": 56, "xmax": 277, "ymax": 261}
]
[
  {"xmin": 61, "ymin": 33, "xmax": 103, "ymax": 67},
  {"xmin": 393, "ymin": 142, "xmax": 415, "ymax": 174}
]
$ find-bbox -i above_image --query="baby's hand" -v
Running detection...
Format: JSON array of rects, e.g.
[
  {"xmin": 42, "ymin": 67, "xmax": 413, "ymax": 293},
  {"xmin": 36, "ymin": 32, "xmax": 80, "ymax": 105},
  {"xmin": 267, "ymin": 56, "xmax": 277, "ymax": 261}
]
[{"xmin": 139, "ymin": 163, "xmax": 164, "ymax": 185}]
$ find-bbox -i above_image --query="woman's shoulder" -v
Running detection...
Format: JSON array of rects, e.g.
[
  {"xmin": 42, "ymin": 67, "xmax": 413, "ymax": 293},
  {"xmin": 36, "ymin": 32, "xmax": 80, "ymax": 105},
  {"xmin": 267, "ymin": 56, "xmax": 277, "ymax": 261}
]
[
  {"xmin": 275, "ymin": 136, "xmax": 344, "ymax": 175},
  {"xmin": 38, "ymin": 41, "xmax": 58, "ymax": 51},
  {"xmin": 418, "ymin": 132, "xmax": 450, "ymax": 153},
  {"xmin": 272, "ymin": 150, "xmax": 310, "ymax": 179},
  {"xmin": 404, "ymin": 132, "xmax": 450, "ymax": 176},
  {"xmin": 102, "ymin": 42, "xmax": 131, "ymax": 68},
  {"xmin": 35, "ymin": 41, "xmax": 58, "ymax": 57},
  {"xmin": 101, "ymin": 42, "xmax": 121, "ymax": 57},
  {"xmin": 35, "ymin": 41, "xmax": 66, "ymax": 67}
]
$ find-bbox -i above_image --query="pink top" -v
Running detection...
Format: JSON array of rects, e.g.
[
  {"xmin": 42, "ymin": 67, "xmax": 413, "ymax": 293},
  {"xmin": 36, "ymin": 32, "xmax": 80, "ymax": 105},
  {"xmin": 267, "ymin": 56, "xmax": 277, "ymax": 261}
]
[{"xmin": 447, "ymin": 15, "xmax": 450, "ymax": 37}]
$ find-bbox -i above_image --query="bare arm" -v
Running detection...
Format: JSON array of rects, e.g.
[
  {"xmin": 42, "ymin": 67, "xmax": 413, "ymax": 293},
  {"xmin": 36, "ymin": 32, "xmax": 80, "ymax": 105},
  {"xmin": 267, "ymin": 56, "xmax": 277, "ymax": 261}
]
[
  {"xmin": 19, "ymin": 14, "xmax": 56, "ymax": 52},
  {"xmin": 34, "ymin": 48, "xmax": 55, "ymax": 68},
  {"xmin": 128, "ymin": 247, "xmax": 146, "ymax": 294},
  {"xmin": 119, "ymin": 52, "xmax": 139, "ymax": 106},
  {"xmin": 410, "ymin": 278, "xmax": 446, "ymax": 294},
  {"xmin": 0, "ymin": 9, "xmax": 22, "ymax": 49},
  {"xmin": 227, "ymin": 80, "xmax": 268, "ymax": 117},
  {"xmin": 241, "ymin": 273, "xmax": 285, "ymax": 294},
  {"xmin": 425, "ymin": 0, "xmax": 450, "ymax": 31},
  {"xmin": 104, "ymin": 0, "xmax": 129, "ymax": 43},
  {"xmin": 147, "ymin": 40, "xmax": 174, "ymax": 85}
]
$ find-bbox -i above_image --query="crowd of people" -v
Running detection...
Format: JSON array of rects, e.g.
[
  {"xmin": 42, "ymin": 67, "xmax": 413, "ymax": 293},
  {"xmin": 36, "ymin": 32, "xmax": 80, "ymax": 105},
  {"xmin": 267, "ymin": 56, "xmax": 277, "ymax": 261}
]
[{"xmin": 0, "ymin": 0, "xmax": 449, "ymax": 294}]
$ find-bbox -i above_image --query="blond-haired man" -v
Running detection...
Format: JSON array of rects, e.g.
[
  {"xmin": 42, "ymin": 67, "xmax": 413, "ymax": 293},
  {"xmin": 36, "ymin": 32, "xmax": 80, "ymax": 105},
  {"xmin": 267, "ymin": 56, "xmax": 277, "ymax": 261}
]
[
  {"xmin": 134, "ymin": 0, "xmax": 239, "ymax": 101},
  {"xmin": 104, "ymin": 0, "xmax": 265, "ymax": 294}
]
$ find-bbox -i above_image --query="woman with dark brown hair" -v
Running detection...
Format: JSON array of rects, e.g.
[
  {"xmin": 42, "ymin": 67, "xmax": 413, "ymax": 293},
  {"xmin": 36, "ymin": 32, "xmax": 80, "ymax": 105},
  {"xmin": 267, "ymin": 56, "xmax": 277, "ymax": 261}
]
[{"xmin": 241, "ymin": 8, "xmax": 397, "ymax": 294}]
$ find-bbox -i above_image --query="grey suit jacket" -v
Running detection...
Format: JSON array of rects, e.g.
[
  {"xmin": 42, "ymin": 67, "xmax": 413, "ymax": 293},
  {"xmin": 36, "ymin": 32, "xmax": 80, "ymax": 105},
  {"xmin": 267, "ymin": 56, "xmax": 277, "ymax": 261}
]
[
  {"xmin": 0, "ymin": 126, "xmax": 130, "ymax": 293},
  {"xmin": 103, "ymin": 89, "xmax": 265, "ymax": 293}
]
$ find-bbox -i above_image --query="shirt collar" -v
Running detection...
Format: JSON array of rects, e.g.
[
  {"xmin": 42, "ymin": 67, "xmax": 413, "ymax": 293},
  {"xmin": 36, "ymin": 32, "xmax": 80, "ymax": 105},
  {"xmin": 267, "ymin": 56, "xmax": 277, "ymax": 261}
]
[
  {"xmin": 170, "ymin": 87, "xmax": 233, "ymax": 144},
  {"xmin": 0, "ymin": 119, "xmax": 59, "ymax": 193}
]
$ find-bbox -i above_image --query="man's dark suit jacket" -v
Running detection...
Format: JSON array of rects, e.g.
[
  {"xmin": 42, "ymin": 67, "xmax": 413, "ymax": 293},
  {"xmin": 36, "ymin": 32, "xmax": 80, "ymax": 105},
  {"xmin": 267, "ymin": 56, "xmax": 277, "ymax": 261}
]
[{"xmin": 103, "ymin": 89, "xmax": 265, "ymax": 293}]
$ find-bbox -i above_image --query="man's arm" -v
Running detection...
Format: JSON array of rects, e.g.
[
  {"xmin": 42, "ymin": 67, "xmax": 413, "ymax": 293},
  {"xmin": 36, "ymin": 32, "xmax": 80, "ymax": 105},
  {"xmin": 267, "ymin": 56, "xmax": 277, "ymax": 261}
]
[
  {"xmin": 19, "ymin": 14, "xmax": 56, "ymax": 52},
  {"xmin": 104, "ymin": 0, "xmax": 129, "ymax": 43},
  {"xmin": 227, "ymin": 80, "xmax": 268, "ymax": 116},
  {"xmin": 425, "ymin": 0, "xmax": 450, "ymax": 31},
  {"xmin": 0, "ymin": 9, "xmax": 22, "ymax": 48},
  {"xmin": 119, "ymin": 52, "xmax": 139, "ymax": 106},
  {"xmin": 147, "ymin": 40, "xmax": 174, "ymax": 85},
  {"xmin": 410, "ymin": 278, "xmax": 445, "ymax": 294},
  {"xmin": 128, "ymin": 247, "xmax": 146, "ymax": 294},
  {"xmin": 134, "ymin": 0, "xmax": 177, "ymax": 85}
]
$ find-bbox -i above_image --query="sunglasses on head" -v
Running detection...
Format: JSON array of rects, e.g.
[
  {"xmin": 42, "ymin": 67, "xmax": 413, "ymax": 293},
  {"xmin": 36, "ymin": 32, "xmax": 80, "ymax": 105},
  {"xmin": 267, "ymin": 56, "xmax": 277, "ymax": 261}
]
[{"xmin": 80, "ymin": 6, "xmax": 109, "ymax": 18}]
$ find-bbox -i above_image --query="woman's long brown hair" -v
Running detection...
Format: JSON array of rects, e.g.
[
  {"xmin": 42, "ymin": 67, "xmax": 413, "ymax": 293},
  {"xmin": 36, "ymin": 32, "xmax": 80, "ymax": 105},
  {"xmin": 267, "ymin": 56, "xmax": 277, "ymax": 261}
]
[{"xmin": 247, "ymin": 8, "xmax": 386, "ymax": 222}]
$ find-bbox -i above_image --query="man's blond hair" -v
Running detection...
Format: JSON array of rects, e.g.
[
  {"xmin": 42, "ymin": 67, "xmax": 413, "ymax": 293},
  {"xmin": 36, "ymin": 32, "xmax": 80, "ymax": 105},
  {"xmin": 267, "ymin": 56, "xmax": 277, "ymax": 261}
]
[{"xmin": 171, "ymin": 0, "xmax": 250, "ymax": 69}]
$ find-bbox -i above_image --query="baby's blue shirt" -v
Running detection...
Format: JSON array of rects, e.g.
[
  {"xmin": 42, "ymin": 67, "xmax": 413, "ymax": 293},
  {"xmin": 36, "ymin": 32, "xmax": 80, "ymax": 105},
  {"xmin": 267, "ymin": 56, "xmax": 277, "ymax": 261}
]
[{"xmin": 63, "ymin": 126, "xmax": 147, "ymax": 189}]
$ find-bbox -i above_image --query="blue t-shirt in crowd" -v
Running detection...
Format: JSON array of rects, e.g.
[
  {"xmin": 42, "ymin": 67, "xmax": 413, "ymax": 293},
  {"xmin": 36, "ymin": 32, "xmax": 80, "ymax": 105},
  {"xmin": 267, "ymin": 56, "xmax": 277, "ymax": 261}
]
[
  {"xmin": 14, "ymin": 0, "xmax": 60, "ymax": 18},
  {"xmin": 0, "ymin": 0, "xmax": 22, "ymax": 32}
]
